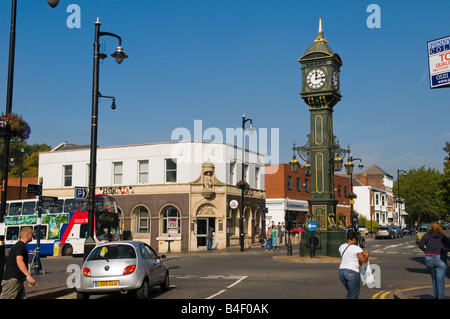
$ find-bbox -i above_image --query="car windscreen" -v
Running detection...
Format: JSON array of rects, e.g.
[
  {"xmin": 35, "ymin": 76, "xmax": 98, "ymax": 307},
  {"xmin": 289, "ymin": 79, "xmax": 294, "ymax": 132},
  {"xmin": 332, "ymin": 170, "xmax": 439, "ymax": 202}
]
[{"xmin": 87, "ymin": 244, "xmax": 136, "ymax": 261}]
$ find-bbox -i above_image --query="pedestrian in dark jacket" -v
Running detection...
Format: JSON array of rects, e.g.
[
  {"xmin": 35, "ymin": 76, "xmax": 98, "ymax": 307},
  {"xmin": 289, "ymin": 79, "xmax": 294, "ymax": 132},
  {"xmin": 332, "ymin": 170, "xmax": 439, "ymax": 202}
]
[
  {"xmin": 418, "ymin": 221, "xmax": 450, "ymax": 299},
  {"xmin": 0, "ymin": 226, "xmax": 35, "ymax": 299}
]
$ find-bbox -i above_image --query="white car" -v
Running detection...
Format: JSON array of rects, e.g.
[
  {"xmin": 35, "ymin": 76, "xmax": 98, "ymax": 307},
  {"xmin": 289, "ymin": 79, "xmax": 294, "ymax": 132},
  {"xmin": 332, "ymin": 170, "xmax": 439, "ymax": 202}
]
[{"xmin": 76, "ymin": 241, "xmax": 170, "ymax": 299}]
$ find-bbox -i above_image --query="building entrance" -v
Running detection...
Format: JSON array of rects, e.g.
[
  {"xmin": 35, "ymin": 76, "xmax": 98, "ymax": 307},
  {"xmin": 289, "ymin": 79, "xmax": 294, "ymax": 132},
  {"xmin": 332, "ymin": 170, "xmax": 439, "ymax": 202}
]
[{"xmin": 197, "ymin": 217, "xmax": 215, "ymax": 248}]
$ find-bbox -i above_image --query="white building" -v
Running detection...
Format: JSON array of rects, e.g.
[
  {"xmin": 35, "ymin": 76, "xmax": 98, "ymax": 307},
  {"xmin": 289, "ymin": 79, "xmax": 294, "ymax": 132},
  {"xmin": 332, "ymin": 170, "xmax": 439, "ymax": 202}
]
[
  {"xmin": 39, "ymin": 141, "xmax": 266, "ymax": 252},
  {"xmin": 353, "ymin": 185, "xmax": 388, "ymax": 225}
]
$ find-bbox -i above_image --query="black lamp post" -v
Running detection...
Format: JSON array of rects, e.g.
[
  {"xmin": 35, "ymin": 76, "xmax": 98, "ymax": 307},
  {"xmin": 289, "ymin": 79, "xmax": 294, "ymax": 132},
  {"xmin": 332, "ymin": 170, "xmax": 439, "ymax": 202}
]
[
  {"xmin": 344, "ymin": 146, "xmax": 364, "ymax": 229},
  {"xmin": 84, "ymin": 18, "xmax": 128, "ymax": 260},
  {"xmin": 239, "ymin": 113, "xmax": 255, "ymax": 252},
  {"xmin": 0, "ymin": 0, "xmax": 60, "ymax": 292}
]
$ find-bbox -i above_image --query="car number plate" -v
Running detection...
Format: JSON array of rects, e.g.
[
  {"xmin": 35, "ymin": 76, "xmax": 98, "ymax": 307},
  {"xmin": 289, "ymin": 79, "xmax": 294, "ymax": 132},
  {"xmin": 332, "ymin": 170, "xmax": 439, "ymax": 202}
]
[{"xmin": 95, "ymin": 281, "xmax": 118, "ymax": 287}]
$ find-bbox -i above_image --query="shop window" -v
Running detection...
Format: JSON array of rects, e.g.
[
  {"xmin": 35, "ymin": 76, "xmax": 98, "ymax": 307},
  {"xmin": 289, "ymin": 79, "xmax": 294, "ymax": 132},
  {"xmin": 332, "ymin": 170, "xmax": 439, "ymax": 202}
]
[{"xmin": 162, "ymin": 205, "xmax": 180, "ymax": 234}]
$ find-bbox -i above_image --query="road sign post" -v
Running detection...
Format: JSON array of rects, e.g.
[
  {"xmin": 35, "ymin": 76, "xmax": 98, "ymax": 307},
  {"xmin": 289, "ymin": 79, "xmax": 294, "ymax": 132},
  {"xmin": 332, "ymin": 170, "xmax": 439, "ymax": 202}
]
[{"xmin": 306, "ymin": 221, "xmax": 318, "ymax": 258}]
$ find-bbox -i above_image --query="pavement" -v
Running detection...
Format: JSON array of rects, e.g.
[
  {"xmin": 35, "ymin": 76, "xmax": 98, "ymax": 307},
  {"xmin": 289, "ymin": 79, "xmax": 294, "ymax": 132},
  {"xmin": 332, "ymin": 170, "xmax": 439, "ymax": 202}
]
[{"xmin": 19, "ymin": 237, "xmax": 445, "ymax": 299}]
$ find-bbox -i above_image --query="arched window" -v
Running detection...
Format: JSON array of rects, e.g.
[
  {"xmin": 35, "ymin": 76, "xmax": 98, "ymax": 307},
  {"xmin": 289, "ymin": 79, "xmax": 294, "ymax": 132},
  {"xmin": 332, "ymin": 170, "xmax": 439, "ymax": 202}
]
[
  {"xmin": 162, "ymin": 205, "xmax": 180, "ymax": 234},
  {"xmin": 135, "ymin": 206, "xmax": 149, "ymax": 234}
]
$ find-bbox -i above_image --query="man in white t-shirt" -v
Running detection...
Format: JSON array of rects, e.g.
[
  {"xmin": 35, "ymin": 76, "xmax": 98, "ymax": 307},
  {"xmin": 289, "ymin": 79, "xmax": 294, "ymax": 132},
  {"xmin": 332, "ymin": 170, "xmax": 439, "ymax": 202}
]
[{"xmin": 338, "ymin": 230, "xmax": 369, "ymax": 299}]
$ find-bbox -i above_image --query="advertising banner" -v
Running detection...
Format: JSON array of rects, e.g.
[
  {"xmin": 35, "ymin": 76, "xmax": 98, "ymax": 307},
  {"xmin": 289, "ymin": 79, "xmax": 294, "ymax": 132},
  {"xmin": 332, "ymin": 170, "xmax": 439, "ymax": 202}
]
[{"xmin": 428, "ymin": 35, "xmax": 450, "ymax": 88}]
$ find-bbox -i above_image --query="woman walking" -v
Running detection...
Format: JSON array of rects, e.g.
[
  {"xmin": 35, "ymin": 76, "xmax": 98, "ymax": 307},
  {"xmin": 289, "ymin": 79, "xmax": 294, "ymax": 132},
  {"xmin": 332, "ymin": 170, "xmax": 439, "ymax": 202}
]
[
  {"xmin": 338, "ymin": 230, "xmax": 369, "ymax": 299},
  {"xmin": 418, "ymin": 221, "xmax": 450, "ymax": 299}
]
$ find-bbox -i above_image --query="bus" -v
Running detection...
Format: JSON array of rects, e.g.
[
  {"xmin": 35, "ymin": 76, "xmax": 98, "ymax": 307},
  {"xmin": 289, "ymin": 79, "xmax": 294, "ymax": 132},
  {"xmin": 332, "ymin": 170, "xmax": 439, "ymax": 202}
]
[{"xmin": 3, "ymin": 194, "xmax": 120, "ymax": 256}]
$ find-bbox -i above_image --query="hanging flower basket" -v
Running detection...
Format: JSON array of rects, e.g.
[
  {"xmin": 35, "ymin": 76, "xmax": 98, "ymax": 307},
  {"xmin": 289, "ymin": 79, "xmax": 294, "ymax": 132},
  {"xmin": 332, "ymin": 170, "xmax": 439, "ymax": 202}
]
[
  {"xmin": 236, "ymin": 179, "xmax": 250, "ymax": 190},
  {"xmin": 0, "ymin": 113, "xmax": 31, "ymax": 141}
]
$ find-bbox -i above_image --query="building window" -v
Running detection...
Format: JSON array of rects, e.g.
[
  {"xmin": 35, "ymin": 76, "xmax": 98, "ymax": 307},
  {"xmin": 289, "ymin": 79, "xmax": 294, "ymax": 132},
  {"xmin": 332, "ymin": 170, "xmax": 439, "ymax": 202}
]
[
  {"xmin": 338, "ymin": 185, "xmax": 341, "ymax": 197},
  {"xmin": 255, "ymin": 167, "xmax": 260, "ymax": 189},
  {"xmin": 138, "ymin": 160, "xmax": 149, "ymax": 184},
  {"xmin": 296, "ymin": 178, "xmax": 301, "ymax": 191},
  {"xmin": 135, "ymin": 207, "xmax": 149, "ymax": 234},
  {"xmin": 165, "ymin": 159, "xmax": 177, "ymax": 183},
  {"xmin": 63, "ymin": 165, "xmax": 72, "ymax": 187},
  {"xmin": 287, "ymin": 176, "xmax": 292, "ymax": 190},
  {"xmin": 162, "ymin": 205, "xmax": 180, "ymax": 234},
  {"xmin": 113, "ymin": 162, "xmax": 123, "ymax": 185},
  {"xmin": 244, "ymin": 164, "xmax": 249, "ymax": 182},
  {"xmin": 304, "ymin": 179, "xmax": 309, "ymax": 192},
  {"xmin": 229, "ymin": 162, "xmax": 235, "ymax": 185}
]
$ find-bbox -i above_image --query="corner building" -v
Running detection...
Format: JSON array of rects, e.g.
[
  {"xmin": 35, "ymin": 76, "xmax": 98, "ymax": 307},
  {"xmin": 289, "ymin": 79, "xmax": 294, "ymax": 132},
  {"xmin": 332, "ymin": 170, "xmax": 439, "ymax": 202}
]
[{"xmin": 38, "ymin": 141, "xmax": 266, "ymax": 253}]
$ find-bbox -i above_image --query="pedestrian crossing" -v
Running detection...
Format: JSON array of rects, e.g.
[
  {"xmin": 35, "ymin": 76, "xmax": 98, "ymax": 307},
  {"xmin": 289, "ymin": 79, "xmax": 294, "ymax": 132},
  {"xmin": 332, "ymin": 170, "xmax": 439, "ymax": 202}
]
[{"xmin": 369, "ymin": 241, "xmax": 423, "ymax": 255}]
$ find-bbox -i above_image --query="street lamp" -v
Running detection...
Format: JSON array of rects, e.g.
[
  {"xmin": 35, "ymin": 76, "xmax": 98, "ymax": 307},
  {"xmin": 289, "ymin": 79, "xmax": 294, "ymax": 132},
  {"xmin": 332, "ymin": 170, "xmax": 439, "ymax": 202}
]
[
  {"xmin": 0, "ymin": 0, "xmax": 60, "ymax": 292},
  {"xmin": 47, "ymin": 0, "xmax": 61, "ymax": 8},
  {"xmin": 344, "ymin": 146, "xmax": 364, "ymax": 228},
  {"xmin": 289, "ymin": 142, "xmax": 360, "ymax": 228},
  {"xmin": 238, "ymin": 113, "xmax": 255, "ymax": 252},
  {"xmin": 397, "ymin": 169, "xmax": 407, "ymax": 225},
  {"xmin": 84, "ymin": 18, "xmax": 128, "ymax": 260}
]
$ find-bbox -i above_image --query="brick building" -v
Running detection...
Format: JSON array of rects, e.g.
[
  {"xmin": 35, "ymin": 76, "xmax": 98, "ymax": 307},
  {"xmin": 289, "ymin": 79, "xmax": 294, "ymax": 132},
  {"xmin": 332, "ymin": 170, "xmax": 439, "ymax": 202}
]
[{"xmin": 265, "ymin": 164, "xmax": 352, "ymax": 228}]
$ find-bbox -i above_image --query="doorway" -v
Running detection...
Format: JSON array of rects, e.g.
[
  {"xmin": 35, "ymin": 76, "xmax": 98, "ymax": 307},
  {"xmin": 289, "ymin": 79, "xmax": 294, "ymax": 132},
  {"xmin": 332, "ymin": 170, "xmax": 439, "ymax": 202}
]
[{"xmin": 197, "ymin": 217, "xmax": 215, "ymax": 248}]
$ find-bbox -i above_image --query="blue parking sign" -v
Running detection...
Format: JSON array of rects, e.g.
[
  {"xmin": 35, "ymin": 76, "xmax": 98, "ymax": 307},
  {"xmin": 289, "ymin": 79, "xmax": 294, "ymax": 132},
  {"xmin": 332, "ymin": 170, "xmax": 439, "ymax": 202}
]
[{"xmin": 75, "ymin": 187, "xmax": 88, "ymax": 199}]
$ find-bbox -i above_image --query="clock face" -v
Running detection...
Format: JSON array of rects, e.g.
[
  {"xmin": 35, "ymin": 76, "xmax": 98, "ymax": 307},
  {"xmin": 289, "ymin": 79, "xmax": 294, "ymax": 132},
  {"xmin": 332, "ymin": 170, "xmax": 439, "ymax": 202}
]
[
  {"xmin": 306, "ymin": 68, "xmax": 326, "ymax": 89},
  {"xmin": 332, "ymin": 70, "xmax": 339, "ymax": 90}
]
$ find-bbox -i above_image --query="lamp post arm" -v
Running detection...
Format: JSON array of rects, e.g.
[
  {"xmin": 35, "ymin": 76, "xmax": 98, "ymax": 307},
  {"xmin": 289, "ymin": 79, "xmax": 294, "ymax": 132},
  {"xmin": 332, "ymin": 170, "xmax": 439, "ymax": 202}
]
[{"xmin": 99, "ymin": 31, "xmax": 123, "ymax": 46}]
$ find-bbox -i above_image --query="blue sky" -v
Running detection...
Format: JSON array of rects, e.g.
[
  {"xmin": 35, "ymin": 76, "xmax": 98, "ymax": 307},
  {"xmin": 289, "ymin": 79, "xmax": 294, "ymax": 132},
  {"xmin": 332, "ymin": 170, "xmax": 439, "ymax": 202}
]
[{"xmin": 0, "ymin": 0, "xmax": 449, "ymax": 178}]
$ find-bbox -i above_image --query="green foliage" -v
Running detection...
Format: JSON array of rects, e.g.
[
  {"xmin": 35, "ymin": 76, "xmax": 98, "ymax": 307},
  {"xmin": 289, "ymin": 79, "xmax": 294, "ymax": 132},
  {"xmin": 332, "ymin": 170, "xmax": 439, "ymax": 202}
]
[
  {"xmin": 365, "ymin": 220, "xmax": 379, "ymax": 233},
  {"xmin": 0, "ymin": 141, "xmax": 51, "ymax": 180},
  {"xmin": 440, "ymin": 142, "xmax": 450, "ymax": 215},
  {"xmin": 392, "ymin": 142, "xmax": 450, "ymax": 224}
]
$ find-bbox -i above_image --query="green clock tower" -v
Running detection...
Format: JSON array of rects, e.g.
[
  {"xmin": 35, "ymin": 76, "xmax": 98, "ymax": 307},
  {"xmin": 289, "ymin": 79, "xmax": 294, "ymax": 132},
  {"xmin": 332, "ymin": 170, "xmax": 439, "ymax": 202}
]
[{"xmin": 297, "ymin": 18, "xmax": 346, "ymax": 257}]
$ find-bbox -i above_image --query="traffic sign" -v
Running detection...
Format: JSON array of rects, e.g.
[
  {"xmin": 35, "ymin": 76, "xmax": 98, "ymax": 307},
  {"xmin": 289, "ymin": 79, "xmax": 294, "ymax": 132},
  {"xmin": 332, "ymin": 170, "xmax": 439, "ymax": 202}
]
[
  {"xmin": 75, "ymin": 187, "xmax": 88, "ymax": 199},
  {"xmin": 41, "ymin": 196, "xmax": 59, "ymax": 208},
  {"xmin": 306, "ymin": 221, "xmax": 318, "ymax": 232}
]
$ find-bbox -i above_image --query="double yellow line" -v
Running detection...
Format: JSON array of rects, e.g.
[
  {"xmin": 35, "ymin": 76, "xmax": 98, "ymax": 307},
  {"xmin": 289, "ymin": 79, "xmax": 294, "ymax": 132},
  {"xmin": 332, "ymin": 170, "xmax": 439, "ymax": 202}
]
[{"xmin": 372, "ymin": 285, "xmax": 450, "ymax": 299}]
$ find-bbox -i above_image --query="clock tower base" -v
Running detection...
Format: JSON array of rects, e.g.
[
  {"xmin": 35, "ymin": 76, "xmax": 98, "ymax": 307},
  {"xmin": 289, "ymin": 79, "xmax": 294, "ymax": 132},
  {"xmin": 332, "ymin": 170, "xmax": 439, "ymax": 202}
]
[{"xmin": 299, "ymin": 229, "xmax": 346, "ymax": 258}]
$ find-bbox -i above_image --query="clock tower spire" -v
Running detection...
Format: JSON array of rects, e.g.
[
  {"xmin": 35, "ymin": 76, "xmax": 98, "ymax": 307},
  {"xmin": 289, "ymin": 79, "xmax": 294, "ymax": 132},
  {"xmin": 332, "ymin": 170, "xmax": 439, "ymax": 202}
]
[{"xmin": 315, "ymin": 17, "xmax": 326, "ymax": 43}]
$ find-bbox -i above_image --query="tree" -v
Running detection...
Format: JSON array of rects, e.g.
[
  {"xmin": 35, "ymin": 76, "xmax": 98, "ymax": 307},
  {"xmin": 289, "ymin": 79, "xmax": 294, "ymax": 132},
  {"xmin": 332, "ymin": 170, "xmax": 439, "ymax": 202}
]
[
  {"xmin": 393, "ymin": 166, "xmax": 446, "ymax": 223},
  {"xmin": 407, "ymin": 202, "xmax": 441, "ymax": 224},
  {"xmin": 0, "ymin": 141, "xmax": 51, "ymax": 179},
  {"xmin": 440, "ymin": 142, "xmax": 450, "ymax": 216}
]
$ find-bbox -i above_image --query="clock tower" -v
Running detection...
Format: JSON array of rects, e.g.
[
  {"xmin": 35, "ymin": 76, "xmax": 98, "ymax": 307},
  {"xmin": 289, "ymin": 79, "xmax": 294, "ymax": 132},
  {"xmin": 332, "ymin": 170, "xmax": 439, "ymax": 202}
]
[{"xmin": 297, "ymin": 18, "xmax": 346, "ymax": 257}]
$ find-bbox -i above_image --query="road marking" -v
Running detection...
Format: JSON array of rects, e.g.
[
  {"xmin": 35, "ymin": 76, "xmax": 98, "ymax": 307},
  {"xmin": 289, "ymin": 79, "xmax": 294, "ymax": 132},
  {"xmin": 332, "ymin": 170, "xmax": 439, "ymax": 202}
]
[
  {"xmin": 205, "ymin": 275, "xmax": 248, "ymax": 299},
  {"xmin": 372, "ymin": 285, "xmax": 450, "ymax": 299},
  {"xmin": 206, "ymin": 289, "xmax": 226, "ymax": 299},
  {"xmin": 227, "ymin": 276, "xmax": 248, "ymax": 288}
]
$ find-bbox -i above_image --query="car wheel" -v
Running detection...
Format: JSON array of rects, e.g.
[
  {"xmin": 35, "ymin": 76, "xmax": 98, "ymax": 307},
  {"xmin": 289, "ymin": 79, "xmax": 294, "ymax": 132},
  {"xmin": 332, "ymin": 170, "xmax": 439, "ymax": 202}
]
[
  {"xmin": 359, "ymin": 238, "xmax": 366, "ymax": 248},
  {"xmin": 136, "ymin": 279, "xmax": 149, "ymax": 299},
  {"xmin": 76, "ymin": 291, "xmax": 90, "ymax": 299},
  {"xmin": 160, "ymin": 271, "xmax": 170, "ymax": 292}
]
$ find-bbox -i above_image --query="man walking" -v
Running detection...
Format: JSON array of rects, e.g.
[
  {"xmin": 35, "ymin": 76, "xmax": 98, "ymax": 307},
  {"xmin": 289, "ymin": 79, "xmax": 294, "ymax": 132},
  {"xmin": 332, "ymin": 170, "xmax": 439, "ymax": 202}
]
[
  {"xmin": 207, "ymin": 227, "xmax": 214, "ymax": 251},
  {"xmin": 0, "ymin": 226, "xmax": 35, "ymax": 299}
]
